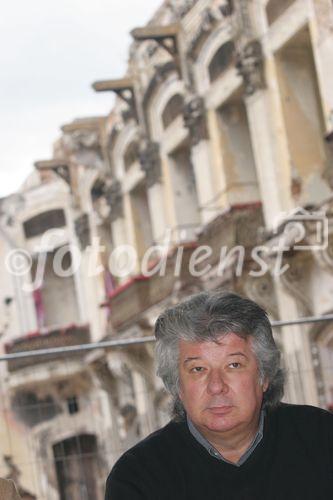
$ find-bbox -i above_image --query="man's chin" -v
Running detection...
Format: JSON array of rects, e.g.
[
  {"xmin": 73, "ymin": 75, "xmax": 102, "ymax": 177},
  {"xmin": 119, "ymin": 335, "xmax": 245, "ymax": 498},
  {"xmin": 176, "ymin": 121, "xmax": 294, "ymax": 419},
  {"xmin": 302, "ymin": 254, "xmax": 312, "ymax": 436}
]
[{"xmin": 202, "ymin": 408, "xmax": 237, "ymax": 432}]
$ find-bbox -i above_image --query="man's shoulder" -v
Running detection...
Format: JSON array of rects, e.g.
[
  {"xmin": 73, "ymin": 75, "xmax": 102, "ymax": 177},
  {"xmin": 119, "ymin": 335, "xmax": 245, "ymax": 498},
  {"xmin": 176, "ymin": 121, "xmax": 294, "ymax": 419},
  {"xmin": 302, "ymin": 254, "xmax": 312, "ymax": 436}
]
[
  {"xmin": 274, "ymin": 402, "xmax": 332, "ymax": 419},
  {"xmin": 112, "ymin": 420, "xmax": 186, "ymax": 472},
  {"xmin": 270, "ymin": 402, "xmax": 333, "ymax": 433},
  {"xmin": 133, "ymin": 419, "xmax": 185, "ymax": 449},
  {"xmin": 106, "ymin": 421, "xmax": 188, "ymax": 498}
]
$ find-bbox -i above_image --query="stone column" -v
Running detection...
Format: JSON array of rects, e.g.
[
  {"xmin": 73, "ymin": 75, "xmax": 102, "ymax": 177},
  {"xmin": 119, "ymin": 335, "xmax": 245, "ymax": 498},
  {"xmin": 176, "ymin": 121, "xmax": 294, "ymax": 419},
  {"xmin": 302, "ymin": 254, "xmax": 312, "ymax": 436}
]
[
  {"xmin": 66, "ymin": 206, "xmax": 87, "ymax": 324},
  {"xmin": 234, "ymin": 1, "xmax": 318, "ymax": 407},
  {"xmin": 132, "ymin": 370, "xmax": 156, "ymax": 436},
  {"xmin": 183, "ymin": 96, "xmax": 218, "ymax": 225},
  {"xmin": 18, "ymin": 271, "xmax": 38, "ymax": 333},
  {"xmin": 205, "ymin": 107, "xmax": 230, "ymax": 209},
  {"xmin": 241, "ymin": 41, "xmax": 293, "ymax": 226},
  {"xmin": 91, "ymin": 358, "xmax": 122, "ymax": 464},
  {"xmin": 139, "ymin": 141, "xmax": 167, "ymax": 244},
  {"xmin": 106, "ymin": 181, "xmax": 129, "ymax": 277},
  {"xmin": 275, "ymin": 255, "xmax": 318, "ymax": 406},
  {"xmin": 123, "ymin": 344, "xmax": 157, "ymax": 435}
]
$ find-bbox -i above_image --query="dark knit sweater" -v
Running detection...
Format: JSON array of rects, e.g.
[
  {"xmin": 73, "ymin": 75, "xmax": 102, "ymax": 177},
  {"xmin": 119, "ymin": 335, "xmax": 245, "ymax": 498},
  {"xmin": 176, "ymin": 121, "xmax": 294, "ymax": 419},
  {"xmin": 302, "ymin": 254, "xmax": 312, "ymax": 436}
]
[{"xmin": 105, "ymin": 403, "xmax": 333, "ymax": 500}]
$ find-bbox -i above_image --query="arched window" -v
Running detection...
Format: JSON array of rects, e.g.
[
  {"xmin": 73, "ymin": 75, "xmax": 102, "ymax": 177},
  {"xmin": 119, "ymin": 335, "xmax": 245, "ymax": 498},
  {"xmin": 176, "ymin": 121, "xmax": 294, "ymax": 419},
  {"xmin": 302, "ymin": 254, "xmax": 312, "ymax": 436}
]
[
  {"xmin": 161, "ymin": 94, "xmax": 184, "ymax": 129},
  {"xmin": 53, "ymin": 434, "xmax": 99, "ymax": 499},
  {"xmin": 124, "ymin": 141, "xmax": 139, "ymax": 170},
  {"xmin": 208, "ymin": 41, "xmax": 235, "ymax": 83},
  {"xmin": 23, "ymin": 209, "xmax": 66, "ymax": 239}
]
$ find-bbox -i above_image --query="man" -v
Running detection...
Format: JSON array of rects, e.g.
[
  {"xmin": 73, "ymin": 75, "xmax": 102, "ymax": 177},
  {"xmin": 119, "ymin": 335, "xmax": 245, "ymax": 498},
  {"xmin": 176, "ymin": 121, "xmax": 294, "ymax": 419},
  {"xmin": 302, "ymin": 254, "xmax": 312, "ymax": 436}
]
[
  {"xmin": 105, "ymin": 291, "xmax": 333, "ymax": 499},
  {"xmin": 0, "ymin": 478, "xmax": 21, "ymax": 500}
]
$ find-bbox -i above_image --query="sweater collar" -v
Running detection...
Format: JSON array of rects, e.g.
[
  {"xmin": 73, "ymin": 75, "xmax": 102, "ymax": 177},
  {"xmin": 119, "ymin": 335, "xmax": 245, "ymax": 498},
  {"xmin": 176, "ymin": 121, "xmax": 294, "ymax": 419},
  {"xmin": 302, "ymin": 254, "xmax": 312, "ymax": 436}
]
[{"xmin": 186, "ymin": 407, "xmax": 265, "ymax": 467}]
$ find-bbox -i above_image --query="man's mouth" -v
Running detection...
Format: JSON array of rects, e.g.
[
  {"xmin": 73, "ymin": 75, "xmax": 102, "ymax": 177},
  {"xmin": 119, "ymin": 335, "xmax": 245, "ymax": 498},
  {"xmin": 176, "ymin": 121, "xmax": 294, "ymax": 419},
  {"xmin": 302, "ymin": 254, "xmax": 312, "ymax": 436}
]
[{"xmin": 207, "ymin": 405, "xmax": 233, "ymax": 415}]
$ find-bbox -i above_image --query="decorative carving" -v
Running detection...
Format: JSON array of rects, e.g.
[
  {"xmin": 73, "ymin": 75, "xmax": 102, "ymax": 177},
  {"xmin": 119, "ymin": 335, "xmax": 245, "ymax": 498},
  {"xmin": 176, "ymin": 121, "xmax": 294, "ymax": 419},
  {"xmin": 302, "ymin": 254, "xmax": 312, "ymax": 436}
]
[
  {"xmin": 242, "ymin": 274, "xmax": 278, "ymax": 319},
  {"xmin": 139, "ymin": 141, "xmax": 161, "ymax": 187},
  {"xmin": 74, "ymin": 213, "xmax": 91, "ymax": 250},
  {"xmin": 183, "ymin": 96, "xmax": 208, "ymax": 146},
  {"xmin": 236, "ymin": 40, "xmax": 265, "ymax": 96},
  {"xmin": 61, "ymin": 129, "xmax": 104, "ymax": 170},
  {"xmin": 105, "ymin": 181, "xmax": 123, "ymax": 222}
]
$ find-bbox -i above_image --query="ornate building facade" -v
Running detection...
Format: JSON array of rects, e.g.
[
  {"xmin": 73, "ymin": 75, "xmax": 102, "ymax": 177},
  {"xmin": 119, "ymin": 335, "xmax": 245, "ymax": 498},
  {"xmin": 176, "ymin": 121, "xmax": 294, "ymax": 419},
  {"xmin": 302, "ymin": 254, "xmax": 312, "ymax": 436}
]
[{"xmin": 0, "ymin": 1, "xmax": 333, "ymax": 498}]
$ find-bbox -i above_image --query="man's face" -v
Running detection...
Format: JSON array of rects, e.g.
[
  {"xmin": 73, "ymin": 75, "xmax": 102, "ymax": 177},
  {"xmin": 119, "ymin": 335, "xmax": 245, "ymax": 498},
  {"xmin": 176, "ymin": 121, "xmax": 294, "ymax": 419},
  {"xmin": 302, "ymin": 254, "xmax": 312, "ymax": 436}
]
[{"xmin": 178, "ymin": 332, "xmax": 268, "ymax": 438}]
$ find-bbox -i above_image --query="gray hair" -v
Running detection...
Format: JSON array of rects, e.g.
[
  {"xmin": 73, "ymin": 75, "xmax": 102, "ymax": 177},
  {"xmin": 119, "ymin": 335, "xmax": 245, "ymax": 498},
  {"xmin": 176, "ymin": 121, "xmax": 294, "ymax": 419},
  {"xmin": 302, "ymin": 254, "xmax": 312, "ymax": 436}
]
[{"xmin": 155, "ymin": 291, "xmax": 284, "ymax": 420}]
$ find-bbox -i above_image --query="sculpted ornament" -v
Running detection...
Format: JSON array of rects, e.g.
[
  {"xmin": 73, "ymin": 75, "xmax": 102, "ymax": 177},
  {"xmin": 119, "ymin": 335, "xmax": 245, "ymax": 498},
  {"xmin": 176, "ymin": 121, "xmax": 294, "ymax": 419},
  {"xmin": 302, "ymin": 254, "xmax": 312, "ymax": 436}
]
[
  {"xmin": 236, "ymin": 40, "xmax": 265, "ymax": 96},
  {"xmin": 183, "ymin": 96, "xmax": 208, "ymax": 146},
  {"xmin": 139, "ymin": 141, "xmax": 162, "ymax": 188},
  {"xmin": 105, "ymin": 181, "xmax": 123, "ymax": 222},
  {"xmin": 74, "ymin": 213, "xmax": 91, "ymax": 250},
  {"xmin": 242, "ymin": 273, "xmax": 278, "ymax": 320}
]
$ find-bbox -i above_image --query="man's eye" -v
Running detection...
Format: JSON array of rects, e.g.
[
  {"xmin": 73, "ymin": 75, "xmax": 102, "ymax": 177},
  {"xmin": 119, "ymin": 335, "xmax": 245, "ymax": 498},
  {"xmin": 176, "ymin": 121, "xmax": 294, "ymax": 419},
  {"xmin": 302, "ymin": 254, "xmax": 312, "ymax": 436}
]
[
  {"xmin": 229, "ymin": 362, "xmax": 241, "ymax": 369},
  {"xmin": 190, "ymin": 366, "xmax": 205, "ymax": 373}
]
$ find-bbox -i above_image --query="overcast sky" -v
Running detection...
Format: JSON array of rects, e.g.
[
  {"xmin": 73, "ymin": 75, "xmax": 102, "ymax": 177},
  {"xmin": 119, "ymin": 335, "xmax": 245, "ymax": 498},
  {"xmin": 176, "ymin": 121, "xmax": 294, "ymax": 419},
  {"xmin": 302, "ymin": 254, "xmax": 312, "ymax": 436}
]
[{"xmin": 0, "ymin": 0, "xmax": 162, "ymax": 197}]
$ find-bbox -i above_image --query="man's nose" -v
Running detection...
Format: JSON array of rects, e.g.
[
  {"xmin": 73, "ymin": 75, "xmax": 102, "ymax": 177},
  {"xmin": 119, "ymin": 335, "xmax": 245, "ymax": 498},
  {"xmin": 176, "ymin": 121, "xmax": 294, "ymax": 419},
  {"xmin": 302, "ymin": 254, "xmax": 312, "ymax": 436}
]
[{"xmin": 207, "ymin": 370, "xmax": 228, "ymax": 395}]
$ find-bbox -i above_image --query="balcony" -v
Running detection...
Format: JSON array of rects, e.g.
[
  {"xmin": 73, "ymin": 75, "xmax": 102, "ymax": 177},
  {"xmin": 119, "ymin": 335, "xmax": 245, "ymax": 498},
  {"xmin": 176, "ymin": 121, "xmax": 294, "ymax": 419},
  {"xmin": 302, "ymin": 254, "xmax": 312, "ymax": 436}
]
[
  {"xmin": 5, "ymin": 324, "xmax": 90, "ymax": 372},
  {"xmin": 105, "ymin": 243, "xmax": 198, "ymax": 329},
  {"xmin": 196, "ymin": 203, "xmax": 264, "ymax": 264}
]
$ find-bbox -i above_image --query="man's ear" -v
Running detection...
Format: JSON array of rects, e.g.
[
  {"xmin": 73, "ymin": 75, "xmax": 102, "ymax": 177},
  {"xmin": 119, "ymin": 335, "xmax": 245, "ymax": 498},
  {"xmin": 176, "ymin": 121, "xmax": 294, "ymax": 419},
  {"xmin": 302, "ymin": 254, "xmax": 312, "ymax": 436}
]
[{"xmin": 262, "ymin": 378, "xmax": 269, "ymax": 393}]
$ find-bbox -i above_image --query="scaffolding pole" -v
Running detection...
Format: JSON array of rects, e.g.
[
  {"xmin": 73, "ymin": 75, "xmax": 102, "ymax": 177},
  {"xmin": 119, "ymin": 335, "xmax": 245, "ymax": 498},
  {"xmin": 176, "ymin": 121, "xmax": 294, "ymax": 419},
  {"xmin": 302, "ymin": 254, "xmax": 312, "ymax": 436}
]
[{"xmin": 1, "ymin": 314, "xmax": 333, "ymax": 362}]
